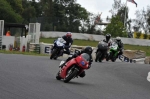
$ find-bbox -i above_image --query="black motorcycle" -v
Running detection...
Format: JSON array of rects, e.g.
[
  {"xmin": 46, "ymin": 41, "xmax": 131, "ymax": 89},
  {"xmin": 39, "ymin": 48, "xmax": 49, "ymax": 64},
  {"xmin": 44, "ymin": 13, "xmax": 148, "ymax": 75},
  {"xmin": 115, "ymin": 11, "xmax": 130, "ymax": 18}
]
[{"xmin": 95, "ymin": 41, "xmax": 108, "ymax": 62}]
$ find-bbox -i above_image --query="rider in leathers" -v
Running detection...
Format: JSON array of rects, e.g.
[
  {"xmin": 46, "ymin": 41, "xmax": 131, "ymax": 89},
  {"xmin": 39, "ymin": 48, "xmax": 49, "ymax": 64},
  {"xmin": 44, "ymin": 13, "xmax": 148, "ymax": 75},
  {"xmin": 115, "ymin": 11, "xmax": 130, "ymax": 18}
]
[
  {"xmin": 96, "ymin": 33, "xmax": 112, "ymax": 53},
  {"xmin": 115, "ymin": 37, "xmax": 124, "ymax": 57},
  {"xmin": 51, "ymin": 32, "xmax": 73, "ymax": 55}
]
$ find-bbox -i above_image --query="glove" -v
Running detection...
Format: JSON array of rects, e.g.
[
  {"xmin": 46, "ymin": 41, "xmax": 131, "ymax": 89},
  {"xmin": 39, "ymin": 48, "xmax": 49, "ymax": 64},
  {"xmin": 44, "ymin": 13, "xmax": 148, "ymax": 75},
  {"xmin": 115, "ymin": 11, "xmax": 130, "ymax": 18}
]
[
  {"xmin": 65, "ymin": 45, "xmax": 70, "ymax": 48},
  {"xmin": 103, "ymin": 39, "xmax": 106, "ymax": 42},
  {"xmin": 119, "ymin": 48, "xmax": 123, "ymax": 51},
  {"xmin": 63, "ymin": 45, "xmax": 65, "ymax": 49},
  {"xmin": 73, "ymin": 53, "xmax": 78, "ymax": 58}
]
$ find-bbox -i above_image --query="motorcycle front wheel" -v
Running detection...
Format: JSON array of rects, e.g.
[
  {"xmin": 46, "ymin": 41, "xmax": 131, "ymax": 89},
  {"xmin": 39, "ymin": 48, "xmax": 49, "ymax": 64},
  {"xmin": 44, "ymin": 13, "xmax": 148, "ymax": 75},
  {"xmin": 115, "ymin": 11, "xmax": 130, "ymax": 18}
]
[
  {"xmin": 110, "ymin": 52, "xmax": 116, "ymax": 62},
  {"xmin": 64, "ymin": 68, "xmax": 78, "ymax": 83},
  {"xmin": 95, "ymin": 51, "xmax": 102, "ymax": 62},
  {"xmin": 56, "ymin": 71, "xmax": 61, "ymax": 80},
  {"xmin": 50, "ymin": 49, "xmax": 57, "ymax": 59}
]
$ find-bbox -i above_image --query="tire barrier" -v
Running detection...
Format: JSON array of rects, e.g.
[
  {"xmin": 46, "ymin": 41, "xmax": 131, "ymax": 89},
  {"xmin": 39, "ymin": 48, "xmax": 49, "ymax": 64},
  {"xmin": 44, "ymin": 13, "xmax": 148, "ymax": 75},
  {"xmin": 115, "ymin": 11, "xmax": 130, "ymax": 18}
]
[
  {"xmin": 119, "ymin": 55, "xmax": 136, "ymax": 63},
  {"xmin": 9, "ymin": 44, "xmax": 13, "ymax": 51},
  {"xmin": 34, "ymin": 44, "xmax": 40, "ymax": 54}
]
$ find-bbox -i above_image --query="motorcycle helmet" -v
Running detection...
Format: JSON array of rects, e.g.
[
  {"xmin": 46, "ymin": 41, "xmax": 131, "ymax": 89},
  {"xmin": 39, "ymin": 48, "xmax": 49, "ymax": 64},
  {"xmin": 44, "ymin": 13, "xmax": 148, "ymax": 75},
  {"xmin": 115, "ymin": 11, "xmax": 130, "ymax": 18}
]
[
  {"xmin": 66, "ymin": 32, "xmax": 72, "ymax": 38},
  {"xmin": 105, "ymin": 33, "xmax": 111, "ymax": 41},
  {"xmin": 116, "ymin": 36, "xmax": 121, "ymax": 42},
  {"xmin": 83, "ymin": 46, "xmax": 93, "ymax": 55}
]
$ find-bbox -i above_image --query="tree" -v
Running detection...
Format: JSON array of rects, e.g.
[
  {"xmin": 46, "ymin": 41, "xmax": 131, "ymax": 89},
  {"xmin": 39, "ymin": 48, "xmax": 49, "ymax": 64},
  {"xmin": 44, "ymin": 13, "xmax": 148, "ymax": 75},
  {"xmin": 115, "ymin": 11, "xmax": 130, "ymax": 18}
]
[
  {"xmin": 0, "ymin": 0, "xmax": 23, "ymax": 23},
  {"xmin": 133, "ymin": 7, "xmax": 150, "ymax": 35},
  {"xmin": 103, "ymin": 15, "xmax": 127, "ymax": 37},
  {"xmin": 109, "ymin": 0, "xmax": 132, "ymax": 37},
  {"xmin": 6, "ymin": 0, "xmax": 23, "ymax": 15},
  {"xmin": 22, "ymin": 6, "xmax": 36, "ymax": 23},
  {"xmin": 52, "ymin": 0, "xmax": 89, "ymax": 32}
]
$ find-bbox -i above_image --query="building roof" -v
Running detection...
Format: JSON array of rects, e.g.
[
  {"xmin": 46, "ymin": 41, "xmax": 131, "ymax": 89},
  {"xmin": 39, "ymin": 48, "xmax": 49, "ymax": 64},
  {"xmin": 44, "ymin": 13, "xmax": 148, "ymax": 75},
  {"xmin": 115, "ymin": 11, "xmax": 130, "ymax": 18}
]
[{"xmin": 4, "ymin": 23, "xmax": 27, "ymax": 28}]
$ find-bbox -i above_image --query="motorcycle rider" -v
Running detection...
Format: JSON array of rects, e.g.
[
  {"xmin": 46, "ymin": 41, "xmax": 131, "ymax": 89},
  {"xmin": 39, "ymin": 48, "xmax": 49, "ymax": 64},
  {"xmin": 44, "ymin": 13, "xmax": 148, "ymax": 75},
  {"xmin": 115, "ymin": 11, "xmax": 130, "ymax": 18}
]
[
  {"xmin": 96, "ymin": 33, "xmax": 112, "ymax": 53},
  {"xmin": 102, "ymin": 33, "xmax": 113, "ymax": 46},
  {"xmin": 62, "ymin": 32, "xmax": 73, "ymax": 55},
  {"xmin": 59, "ymin": 46, "xmax": 93, "ymax": 78},
  {"xmin": 51, "ymin": 32, "xmax": 73, "ymax": 55},
  {"xmin": 115, "ymin": 36, "xmax": 124, "ymax": 57}
]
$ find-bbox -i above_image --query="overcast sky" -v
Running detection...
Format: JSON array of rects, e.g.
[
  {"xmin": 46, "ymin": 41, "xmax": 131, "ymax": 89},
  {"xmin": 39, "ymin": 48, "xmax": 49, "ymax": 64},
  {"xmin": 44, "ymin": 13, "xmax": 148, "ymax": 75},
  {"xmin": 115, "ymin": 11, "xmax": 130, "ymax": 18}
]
[{"xmin": 76, "ymin": 0, "xmax": 150, "ymax": 20}]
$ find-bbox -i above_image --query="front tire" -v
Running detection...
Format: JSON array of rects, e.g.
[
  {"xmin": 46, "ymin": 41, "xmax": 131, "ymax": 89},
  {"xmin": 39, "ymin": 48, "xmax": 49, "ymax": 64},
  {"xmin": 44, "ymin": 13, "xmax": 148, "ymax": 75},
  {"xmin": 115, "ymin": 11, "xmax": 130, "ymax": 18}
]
[
  {"xmin": 56, "ymin": 71, "xmax": 61, "ymax": 80},
  {"xmin": 111, "ymin": 58, "xmax": 116, "ymax": 62},
  {"xmin": 111, "ymin": 56, "xmax": 116, "ymax": 62},
  {"xmin": 110, "ymin": 52, "xmax": 116, "ymax": 62},
  {"xmin": 95, "ymin": 51, "xmax": 101, "ymax": 62},
  {"xmin": 50, "ymin": 49, "xmax": 57, "ymax": 59},
  {"xmin": 64, "ymin": 69, "xmax": 78, "ymax": 83}
]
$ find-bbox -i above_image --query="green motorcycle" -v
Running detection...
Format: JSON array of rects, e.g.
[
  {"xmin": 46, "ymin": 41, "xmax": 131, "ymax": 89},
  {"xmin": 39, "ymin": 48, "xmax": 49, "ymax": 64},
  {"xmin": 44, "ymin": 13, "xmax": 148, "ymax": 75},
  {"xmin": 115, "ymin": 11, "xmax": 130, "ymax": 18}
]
[{"xmin": 106, "ymin": 42, "xmax": 119, "ymax": 62}]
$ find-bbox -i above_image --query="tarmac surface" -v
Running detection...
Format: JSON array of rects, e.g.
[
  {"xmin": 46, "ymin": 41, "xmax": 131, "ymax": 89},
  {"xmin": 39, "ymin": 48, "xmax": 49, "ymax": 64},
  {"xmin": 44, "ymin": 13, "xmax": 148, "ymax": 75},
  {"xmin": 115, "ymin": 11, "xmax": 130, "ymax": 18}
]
[{"xmin": 0, "ymin": 53, "xmax": 150, "ymax": 99}]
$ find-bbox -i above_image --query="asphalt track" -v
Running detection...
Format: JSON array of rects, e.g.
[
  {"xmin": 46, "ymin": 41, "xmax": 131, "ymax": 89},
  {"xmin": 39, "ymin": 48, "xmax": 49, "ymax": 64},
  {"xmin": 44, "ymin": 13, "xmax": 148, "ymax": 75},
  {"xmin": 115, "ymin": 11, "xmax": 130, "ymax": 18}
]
[{"xmin": 0, "ymin": 53, "xmax": 150, "ymax": 99}]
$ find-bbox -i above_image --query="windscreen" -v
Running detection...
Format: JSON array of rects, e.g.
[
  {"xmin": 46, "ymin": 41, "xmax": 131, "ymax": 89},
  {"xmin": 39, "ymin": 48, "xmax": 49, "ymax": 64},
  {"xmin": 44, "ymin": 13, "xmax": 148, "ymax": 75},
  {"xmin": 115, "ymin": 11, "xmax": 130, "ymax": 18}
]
[
  {"xmin": 81, "ymin": 53, "xmax": 90, "ymax": 62},
  {"xmin": 99, "ymin": 41, "xmax": 108, "ymax": 47},
  {"xmin": 111, "ymin": 42, "xmax": 118, "ymax": 47},
  {"xmin": 58, "ymin": 38, "xmax": 66, "ymax": 43}
]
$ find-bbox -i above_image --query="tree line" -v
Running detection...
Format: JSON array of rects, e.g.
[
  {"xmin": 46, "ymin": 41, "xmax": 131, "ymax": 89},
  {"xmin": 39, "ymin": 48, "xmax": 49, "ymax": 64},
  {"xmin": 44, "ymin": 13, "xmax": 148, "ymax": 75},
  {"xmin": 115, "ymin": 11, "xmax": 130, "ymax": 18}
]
[{"xmin": 0, "ymin": 0, "xmax": 150, "ymax": 38}]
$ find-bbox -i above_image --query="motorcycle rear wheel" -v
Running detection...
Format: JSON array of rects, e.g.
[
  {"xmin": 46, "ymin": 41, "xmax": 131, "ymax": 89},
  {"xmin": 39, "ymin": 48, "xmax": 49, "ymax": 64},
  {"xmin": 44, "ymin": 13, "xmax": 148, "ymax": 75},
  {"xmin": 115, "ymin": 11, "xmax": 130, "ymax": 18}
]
[{"xmin": 64, "ymin": 68, "xmax": 78, "ymax": 83}]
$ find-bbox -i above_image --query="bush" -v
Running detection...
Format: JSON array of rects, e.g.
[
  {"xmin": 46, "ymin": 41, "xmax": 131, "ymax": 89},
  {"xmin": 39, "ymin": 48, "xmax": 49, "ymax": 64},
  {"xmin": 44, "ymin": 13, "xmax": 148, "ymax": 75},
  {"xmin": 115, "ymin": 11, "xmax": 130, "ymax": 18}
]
[
  {"xmin": 143, "ymin": 34, "xmax": 148, "ymax": 39},
  {"xmin": 136, "ymin": 32, "xmax": 141, "ymax": 39}
]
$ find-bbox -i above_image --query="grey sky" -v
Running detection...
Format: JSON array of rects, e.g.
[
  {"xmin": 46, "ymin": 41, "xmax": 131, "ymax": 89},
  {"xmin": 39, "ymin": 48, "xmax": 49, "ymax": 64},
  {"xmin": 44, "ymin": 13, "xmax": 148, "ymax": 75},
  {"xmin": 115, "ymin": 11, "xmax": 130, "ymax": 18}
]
[{"xmin": 76, "ymin": 0, "xmax": 150, "ymax": 19}]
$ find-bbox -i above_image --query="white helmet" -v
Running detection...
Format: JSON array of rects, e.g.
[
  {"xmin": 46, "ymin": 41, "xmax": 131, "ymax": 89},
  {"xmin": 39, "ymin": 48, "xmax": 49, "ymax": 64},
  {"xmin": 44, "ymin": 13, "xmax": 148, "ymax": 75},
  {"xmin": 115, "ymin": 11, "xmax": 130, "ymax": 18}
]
[{"xmin": 116, "ymin": 37, "xmax": 121, "ymax": 42}]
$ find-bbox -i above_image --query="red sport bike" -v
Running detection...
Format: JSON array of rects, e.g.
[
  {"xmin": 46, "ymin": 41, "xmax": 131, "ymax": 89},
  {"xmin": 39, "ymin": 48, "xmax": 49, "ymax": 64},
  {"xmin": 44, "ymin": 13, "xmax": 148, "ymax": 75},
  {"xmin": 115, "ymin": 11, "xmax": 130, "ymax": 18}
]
[{"xmin": 56, "ymin": 50, "xmax": 90, "ymax": 83}]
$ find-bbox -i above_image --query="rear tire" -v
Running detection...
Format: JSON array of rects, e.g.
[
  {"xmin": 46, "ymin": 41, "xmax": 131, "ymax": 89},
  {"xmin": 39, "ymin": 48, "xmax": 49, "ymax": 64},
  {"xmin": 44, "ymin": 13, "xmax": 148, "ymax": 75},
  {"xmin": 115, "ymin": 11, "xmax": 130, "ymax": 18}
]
[{"xmin": 64, "ymin": 69, "xmax": 78, "ymax": 83}]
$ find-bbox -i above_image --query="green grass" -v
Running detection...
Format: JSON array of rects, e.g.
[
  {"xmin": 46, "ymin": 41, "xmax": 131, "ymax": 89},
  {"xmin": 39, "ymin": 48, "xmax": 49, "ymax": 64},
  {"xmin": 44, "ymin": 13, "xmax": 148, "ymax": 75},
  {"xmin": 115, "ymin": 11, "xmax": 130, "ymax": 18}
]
[
  {"xmin": 124, "ymin": 44, "xmax": 150, "ymax": 56},
  {"xmin": 40, "ymin": 37, "xmax": 150, "ymax": 56},
  {"xmin": 40, "ymin": 37, "xmax": 99, "ymax": 47}
]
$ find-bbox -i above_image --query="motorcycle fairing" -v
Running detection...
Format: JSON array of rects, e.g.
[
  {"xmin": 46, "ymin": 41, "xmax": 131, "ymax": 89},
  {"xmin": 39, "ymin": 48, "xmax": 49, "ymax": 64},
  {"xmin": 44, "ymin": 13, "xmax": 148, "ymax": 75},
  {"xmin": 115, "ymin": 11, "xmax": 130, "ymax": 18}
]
[
  {"xmin": 75, "ymin": 55, "xmax": 89, "ymax": 69},
  {"xmin": 59, "ymin": 54, "xmax": 89, "ymax": 79},
  {"xmin": 60, "ymin": 58, "xmax": 77, "ymax": 78}
]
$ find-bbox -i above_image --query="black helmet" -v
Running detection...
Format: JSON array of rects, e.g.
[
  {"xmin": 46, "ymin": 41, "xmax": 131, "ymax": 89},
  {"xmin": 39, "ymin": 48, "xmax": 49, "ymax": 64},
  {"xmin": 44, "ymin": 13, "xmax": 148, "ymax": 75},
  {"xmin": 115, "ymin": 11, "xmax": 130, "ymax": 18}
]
[
  {"xmin": 83, "ymin": 46, "xmax": 93, "ymax": 55},
  {"xmin": 105, "ymin": 33, "xmax": 111, "ymax": 41}
]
